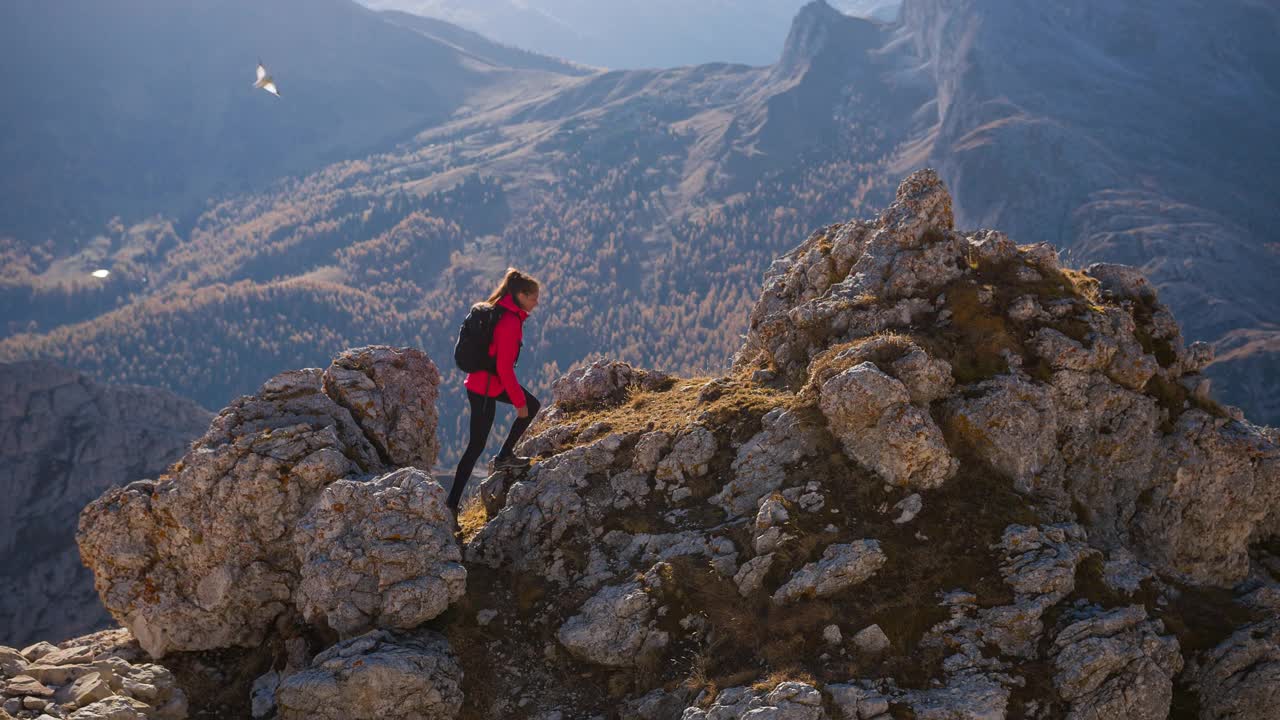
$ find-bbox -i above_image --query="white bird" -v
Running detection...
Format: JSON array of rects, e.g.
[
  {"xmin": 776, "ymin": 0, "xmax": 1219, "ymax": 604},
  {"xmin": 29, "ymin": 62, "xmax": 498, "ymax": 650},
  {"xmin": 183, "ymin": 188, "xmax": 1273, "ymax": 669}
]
[
  {"xmin": 90, "ymin": 269, "xmax": 110, "ymax": 278},
  {"xmin": 253, "ymin": 61, "xmax": 280, "ymax": 97}
]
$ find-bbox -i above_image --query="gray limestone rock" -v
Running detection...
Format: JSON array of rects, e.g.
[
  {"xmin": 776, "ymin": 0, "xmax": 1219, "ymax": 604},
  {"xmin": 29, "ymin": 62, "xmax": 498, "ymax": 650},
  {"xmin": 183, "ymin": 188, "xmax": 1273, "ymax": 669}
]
[
  {"xmin": 942, "ymin": 374, "xmax": 1058, "ymax": 496},
  {"xmin": 772, "ymin": 541, "xmax": 886, "ymax": 605},
  {"xmin": 851, "ymin": 625, "xmax": 890, "ymax": 655},
  {"xmin": 827, "ymin": 682, "xmax": 891, "ymax": 720},
  {"xmin": 0, "ymin": 629, "xmax": 185, "ymax": 720},
  {"xmin": 1049, "ymin": 606, "xmax": 1182, "ymax": 720},
  {"xmin": 275, "ymin": 629, "xmax": 462, "ymax": 720},
  {"xmin": 820, "ymin": 363, "xmax": 955, "ymax": 490},
  {"xmin": 518, "ymin": 422, "xmax": 580, "ymax": 459},
  {"xmin": 77, "ymin": 346, "xmax": 441, "ymax": 657},
  {"xmin": 551, "ymin": 359, "xmax": 670, "ymax": 411},
  {"xmin": 1194, "ymin": 619, "xmax": 1280, "ymax": 720},
  {"xmin": 321, "ymin": 345, "xmax": 441, "ymax": 471},
  {"xmin": 734, "ymin": 554, "xmax": 775, "ymax": 597},
  {"xmin": 713, "ymin": 409, "xmax": 820, "ymax": 518},
  {"xmin": 901, "ymin": 672, "xmax": 1008, "ymax": 720},
  {"xmin": 655, "ymin": 425, "xmax": 717, "ymax": 487},
  {"xmin": 681, "ymin": 681, "xmax": 826, "ymax": 720},
  {"xmin": 1134, "ymin": 410, "xmax": 1280, "ymax": 586},
  {"xmin": 557, "ymin": 564, "xmax": 670, "ymax": 668},
  {"xmin": 293, "ymin": 467, "xmax": 465, "ymax": 636},
  {"xmin": 467, "ymin": 432, "xmax": 627, "ymax": 575},
  {"xmin": 632, "ymin": 431, "xmax": 674, "ymax": 474}
]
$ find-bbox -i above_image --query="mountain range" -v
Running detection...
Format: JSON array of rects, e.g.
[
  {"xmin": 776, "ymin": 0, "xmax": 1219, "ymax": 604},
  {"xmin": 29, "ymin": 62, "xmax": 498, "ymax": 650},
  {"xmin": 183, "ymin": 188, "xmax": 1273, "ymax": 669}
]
[
  {"xmin": 357, "ymin": 0, "xmax": 903, "ymax": 68},
  {"xmin": 1, "ymin": 0, "xmax": 1277, "ymax": 468}
]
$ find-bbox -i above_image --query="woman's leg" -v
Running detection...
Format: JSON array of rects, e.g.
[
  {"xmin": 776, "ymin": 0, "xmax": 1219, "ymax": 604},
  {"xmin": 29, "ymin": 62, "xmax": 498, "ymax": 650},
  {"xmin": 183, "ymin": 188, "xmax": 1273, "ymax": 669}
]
[
  {"xmin": 497, "ymin": 386, "xmax": 541, "ymax": 459},
  {"xmin": 450, "ymin": 391, "xmax": 497, "ymax": 511}
]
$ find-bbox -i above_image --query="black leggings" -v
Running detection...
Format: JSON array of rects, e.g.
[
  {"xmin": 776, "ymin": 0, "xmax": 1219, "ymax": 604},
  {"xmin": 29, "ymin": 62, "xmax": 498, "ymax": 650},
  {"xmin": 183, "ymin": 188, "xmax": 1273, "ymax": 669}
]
[{"xmin": 448, "ymin": 386, "xmax": 541, "ymax": 510}]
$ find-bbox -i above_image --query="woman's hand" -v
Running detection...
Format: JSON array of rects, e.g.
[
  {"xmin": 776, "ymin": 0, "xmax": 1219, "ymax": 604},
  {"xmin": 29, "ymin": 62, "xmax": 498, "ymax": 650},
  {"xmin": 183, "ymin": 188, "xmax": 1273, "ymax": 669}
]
[{"xmin": 517, "ymin": 405, "xmax": 529, "ymax": 419}]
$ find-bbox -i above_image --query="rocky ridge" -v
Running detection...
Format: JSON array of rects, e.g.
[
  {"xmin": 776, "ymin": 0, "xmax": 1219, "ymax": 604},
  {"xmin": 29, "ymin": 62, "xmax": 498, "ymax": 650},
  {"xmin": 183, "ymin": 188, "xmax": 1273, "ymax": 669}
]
[{"xmin": 11, "ymin": 170, "xmax": 1278, "ymax": 719}]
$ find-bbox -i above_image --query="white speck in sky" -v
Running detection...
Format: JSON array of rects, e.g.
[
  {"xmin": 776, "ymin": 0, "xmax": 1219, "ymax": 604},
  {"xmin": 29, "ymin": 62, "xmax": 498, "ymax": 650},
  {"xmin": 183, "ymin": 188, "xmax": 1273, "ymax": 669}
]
[{"xmin": 91, "ymin": 269, "xmax": 110, "ymax": 278}]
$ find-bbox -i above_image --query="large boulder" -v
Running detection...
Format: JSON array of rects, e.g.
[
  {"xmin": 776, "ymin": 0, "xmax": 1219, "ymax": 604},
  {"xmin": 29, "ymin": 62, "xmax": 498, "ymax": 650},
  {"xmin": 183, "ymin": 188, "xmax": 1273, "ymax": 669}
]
[
  {"xmin": 293, "ymin": 467, "xmax": 465, "ymax": 636},
  {"xmin": 1133, "ymin": 410, "xmax": 1280, "ymax": 585},
  {"xmin": 772, "ymin": 541, "xmax": 886, "ymax": 605},
  {"xmin": 820, "ymin": 362, "xmax": 956, "ymax": 490},
  {"xmin": 275, "ymin": 629, "xmax": 462, "ymax": 720},
  {"xmin": 1049, "ymin": 606, "xmax": 1182, "ymax": 720},
  {"xmin": 549, "ymin": 359, "xmax": 671, "ymax": 411},
  {"xmin": 321, "ymin": 345, "xmax": 441, "ymax": 470},
  {"xmin": 557, "ymin": 564, "xmax": 670, "ymax": 668},
  {"xmin": 77, "ymin": 347, "xmax": 441, "ymax": 657},
  {"xmin": 1194, "ymin": 619, "xmax": 1280, "ymax": 720}
]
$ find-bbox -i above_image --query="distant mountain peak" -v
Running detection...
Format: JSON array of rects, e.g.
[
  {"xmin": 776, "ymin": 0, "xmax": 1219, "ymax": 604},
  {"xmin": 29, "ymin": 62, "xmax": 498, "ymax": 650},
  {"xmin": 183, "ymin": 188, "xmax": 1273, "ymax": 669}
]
[
  {"xmin": 779, "ymin": 1, "xmax": 842, "ymax": 65},
  {"xmin": 776, "ymin": 0, "xmax": 880, "ymax": 77}
]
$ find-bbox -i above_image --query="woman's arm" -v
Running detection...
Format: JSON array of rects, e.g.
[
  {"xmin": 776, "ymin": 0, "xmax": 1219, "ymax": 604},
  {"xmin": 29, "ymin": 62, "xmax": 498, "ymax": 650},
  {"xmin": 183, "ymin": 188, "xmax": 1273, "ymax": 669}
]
[{"xmin": 492, "ymin": 315, "xmax": 527, "ymax": 409}]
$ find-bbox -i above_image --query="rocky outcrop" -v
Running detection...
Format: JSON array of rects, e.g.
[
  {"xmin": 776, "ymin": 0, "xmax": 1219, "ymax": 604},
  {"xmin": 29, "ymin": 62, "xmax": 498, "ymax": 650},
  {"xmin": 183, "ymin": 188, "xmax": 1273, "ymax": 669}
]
[
  {"xmin": 712, "ymin": 408, "xmax": 819, "ymax": 518},
  {"xmin": 819, "ymin": 362, "xmax": 955, "ymax": 490},
  {"xmin": 0, "ymin": 629, "xmax": 186, "ymax": 720},
  {"xmin": 557, "ymin": 564, "xmax": 670, "ymax": 668},
  {"xmin": 549, "ymin": 359, "xmax": 671, "ymax": 412},
  {"xmin": 772, "ymin": 541, "xmax": 886, "ymax": 605},
  {"xmin": 735, "ymin": 169, "xmax": 1279, "ymax": 587},
  {"xmin": 0, "ymin": 362, "xmax": 211, "ymax": 646},
  {"xmin": 1049, "ymin": 606, "xmax": 1182, "ymax": 720},
  {"xmin": 36, "ymin": 171, "xmax": 1280, "ymax": 717},
  {"xmin": 76, "ymin": 346, "xmax": 443, "ymax": 657},
  {"xmin": 293, "ymin": 468, "xmax": 464, "ymax": 636},
  {"xmin": 273, "ymin": 629, "xmax": 462, "ymax": 720},
  {"xmin": 681, "ymin": 682, "xmax": 826, "ymax": 720},
  {"xmin": 1193, "ymin": 619, "xmax": 1280, "ymax": 720}
]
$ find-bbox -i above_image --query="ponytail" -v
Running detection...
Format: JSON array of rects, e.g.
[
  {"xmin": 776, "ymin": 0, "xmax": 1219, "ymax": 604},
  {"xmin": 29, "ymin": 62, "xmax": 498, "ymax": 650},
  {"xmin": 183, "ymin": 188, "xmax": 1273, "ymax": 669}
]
[{"xmin": 485, "ymin": 267, "xmax": 540, "ymax": 305}]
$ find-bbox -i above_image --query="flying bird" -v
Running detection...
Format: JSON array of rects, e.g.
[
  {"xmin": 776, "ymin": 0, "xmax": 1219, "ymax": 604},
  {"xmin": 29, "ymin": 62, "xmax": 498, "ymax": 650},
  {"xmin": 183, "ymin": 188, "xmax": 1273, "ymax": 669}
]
[
  {"xmin": 90, "ymin": 269, "xmax": 110, "ymax": 278},
  {"xmin": 253, "ymin": 61, "xmax": 280, "ymax": 97}
]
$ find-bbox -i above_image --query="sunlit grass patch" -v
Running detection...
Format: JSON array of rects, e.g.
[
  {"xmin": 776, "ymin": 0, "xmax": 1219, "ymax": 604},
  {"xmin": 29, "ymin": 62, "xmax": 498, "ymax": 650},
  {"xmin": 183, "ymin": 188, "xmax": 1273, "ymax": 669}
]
[{"xmin": 457, "ymin": 495, "xmax": 488, "ymax": 543}]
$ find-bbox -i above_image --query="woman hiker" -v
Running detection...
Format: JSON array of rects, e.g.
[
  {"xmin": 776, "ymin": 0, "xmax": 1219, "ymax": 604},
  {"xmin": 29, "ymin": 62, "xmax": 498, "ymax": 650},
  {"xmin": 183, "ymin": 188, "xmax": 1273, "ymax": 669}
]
[{"xmin": 448, "ymin": 268, "xmax": 543, "ymax": 513}]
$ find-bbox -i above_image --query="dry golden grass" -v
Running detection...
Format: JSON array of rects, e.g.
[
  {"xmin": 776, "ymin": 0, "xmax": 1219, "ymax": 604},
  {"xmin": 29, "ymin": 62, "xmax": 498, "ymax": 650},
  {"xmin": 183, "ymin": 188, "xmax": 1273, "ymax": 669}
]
[
  {"xmin": 751, "ymin": 668, "xmax": 817, "ymax": 693},
  {"xmin": 456, "ymin": 495, "xmax": 488, "ymax": 543},
  {"xmin": 800, "ymin": 331, "xmax": 917, "ymax": 400},
  {"xmin": 547, "ymin": 372, "xmax": 796, "ymax": 444}
]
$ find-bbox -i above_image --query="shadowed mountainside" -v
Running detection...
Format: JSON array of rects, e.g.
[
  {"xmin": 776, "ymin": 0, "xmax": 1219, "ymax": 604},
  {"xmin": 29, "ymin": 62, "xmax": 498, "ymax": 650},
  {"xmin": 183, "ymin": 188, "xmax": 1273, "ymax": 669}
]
[
  {"xmin": 0, "ymin": 361, "xmax": 211, "ymax": 647},
  {"xmin": 0, "ymin": 0, "xmax": 578, "ymax": 244}
]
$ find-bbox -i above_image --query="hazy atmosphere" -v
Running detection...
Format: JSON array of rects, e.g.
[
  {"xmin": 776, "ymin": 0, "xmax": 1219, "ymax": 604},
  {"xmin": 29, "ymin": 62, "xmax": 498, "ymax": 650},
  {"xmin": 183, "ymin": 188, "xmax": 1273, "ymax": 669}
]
[{"xmin": 2, "ymin": 1, "xmax": 1278, "ymax": 719}]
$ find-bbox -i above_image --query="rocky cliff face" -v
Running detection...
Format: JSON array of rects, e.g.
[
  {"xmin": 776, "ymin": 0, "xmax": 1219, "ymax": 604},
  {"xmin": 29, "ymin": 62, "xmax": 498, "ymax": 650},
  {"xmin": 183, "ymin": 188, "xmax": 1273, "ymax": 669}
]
[
  {"xmin": 6, "ymin": 171, "xmax": 1277, "ymax": 720},
  {"xmin": 0, "ymin": 362, "xmax": 211, "ymax": 648}
]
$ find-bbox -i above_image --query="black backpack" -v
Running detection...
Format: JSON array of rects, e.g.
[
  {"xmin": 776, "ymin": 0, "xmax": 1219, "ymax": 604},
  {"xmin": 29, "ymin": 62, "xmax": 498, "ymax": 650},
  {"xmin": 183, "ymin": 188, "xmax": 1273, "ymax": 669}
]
[{"xmin": 454, "ymin": 304, "xmax": 507, "ymax": 373}]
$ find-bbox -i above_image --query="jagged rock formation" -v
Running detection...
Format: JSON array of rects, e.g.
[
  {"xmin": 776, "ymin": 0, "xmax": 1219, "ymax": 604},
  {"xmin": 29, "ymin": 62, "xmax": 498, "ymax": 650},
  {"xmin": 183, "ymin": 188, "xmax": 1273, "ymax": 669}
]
[
  {"xmin": 273, "ymin": 629, "xmax": 463, "ymax": 720},
  {"xmin": 734, "ymin": 169, "xmax": 1277, "ymax": 587},
  {"xmin": 36, "ymin": 171, "xmax": 1280, "ymax": 718},
  {"xmin": 0, "ymin": 629, "xmax": 186, "ymax": 720},
  {"xmin": 76, "ymin": 346, "xmax": 445, "ymax": 658},
  {"xmin": 0, "ymin": 362, "xmax": 211, "ymax": 647}
]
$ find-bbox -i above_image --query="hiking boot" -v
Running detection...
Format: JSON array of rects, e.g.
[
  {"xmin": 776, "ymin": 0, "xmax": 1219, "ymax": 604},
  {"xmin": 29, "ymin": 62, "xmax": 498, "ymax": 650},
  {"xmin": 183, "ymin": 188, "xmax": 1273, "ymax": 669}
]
[{"xmin": 491, "ymin": 454, "xmax": 533, "ymax": 471}]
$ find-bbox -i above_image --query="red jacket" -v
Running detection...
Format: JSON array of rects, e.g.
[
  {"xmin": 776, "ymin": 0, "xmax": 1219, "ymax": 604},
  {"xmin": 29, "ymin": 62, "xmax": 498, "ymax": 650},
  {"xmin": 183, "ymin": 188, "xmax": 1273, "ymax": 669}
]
[{"xmin": 464, "ymin": 293, "xmax": 528, "ymax": 408}]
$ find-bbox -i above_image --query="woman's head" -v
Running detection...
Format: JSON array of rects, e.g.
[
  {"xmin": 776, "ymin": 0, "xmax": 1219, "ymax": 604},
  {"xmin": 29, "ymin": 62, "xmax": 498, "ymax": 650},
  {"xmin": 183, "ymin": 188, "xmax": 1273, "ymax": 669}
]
[{"xmin": 486, "ymin": 267, "xmax": 540, "ymax": 312}]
